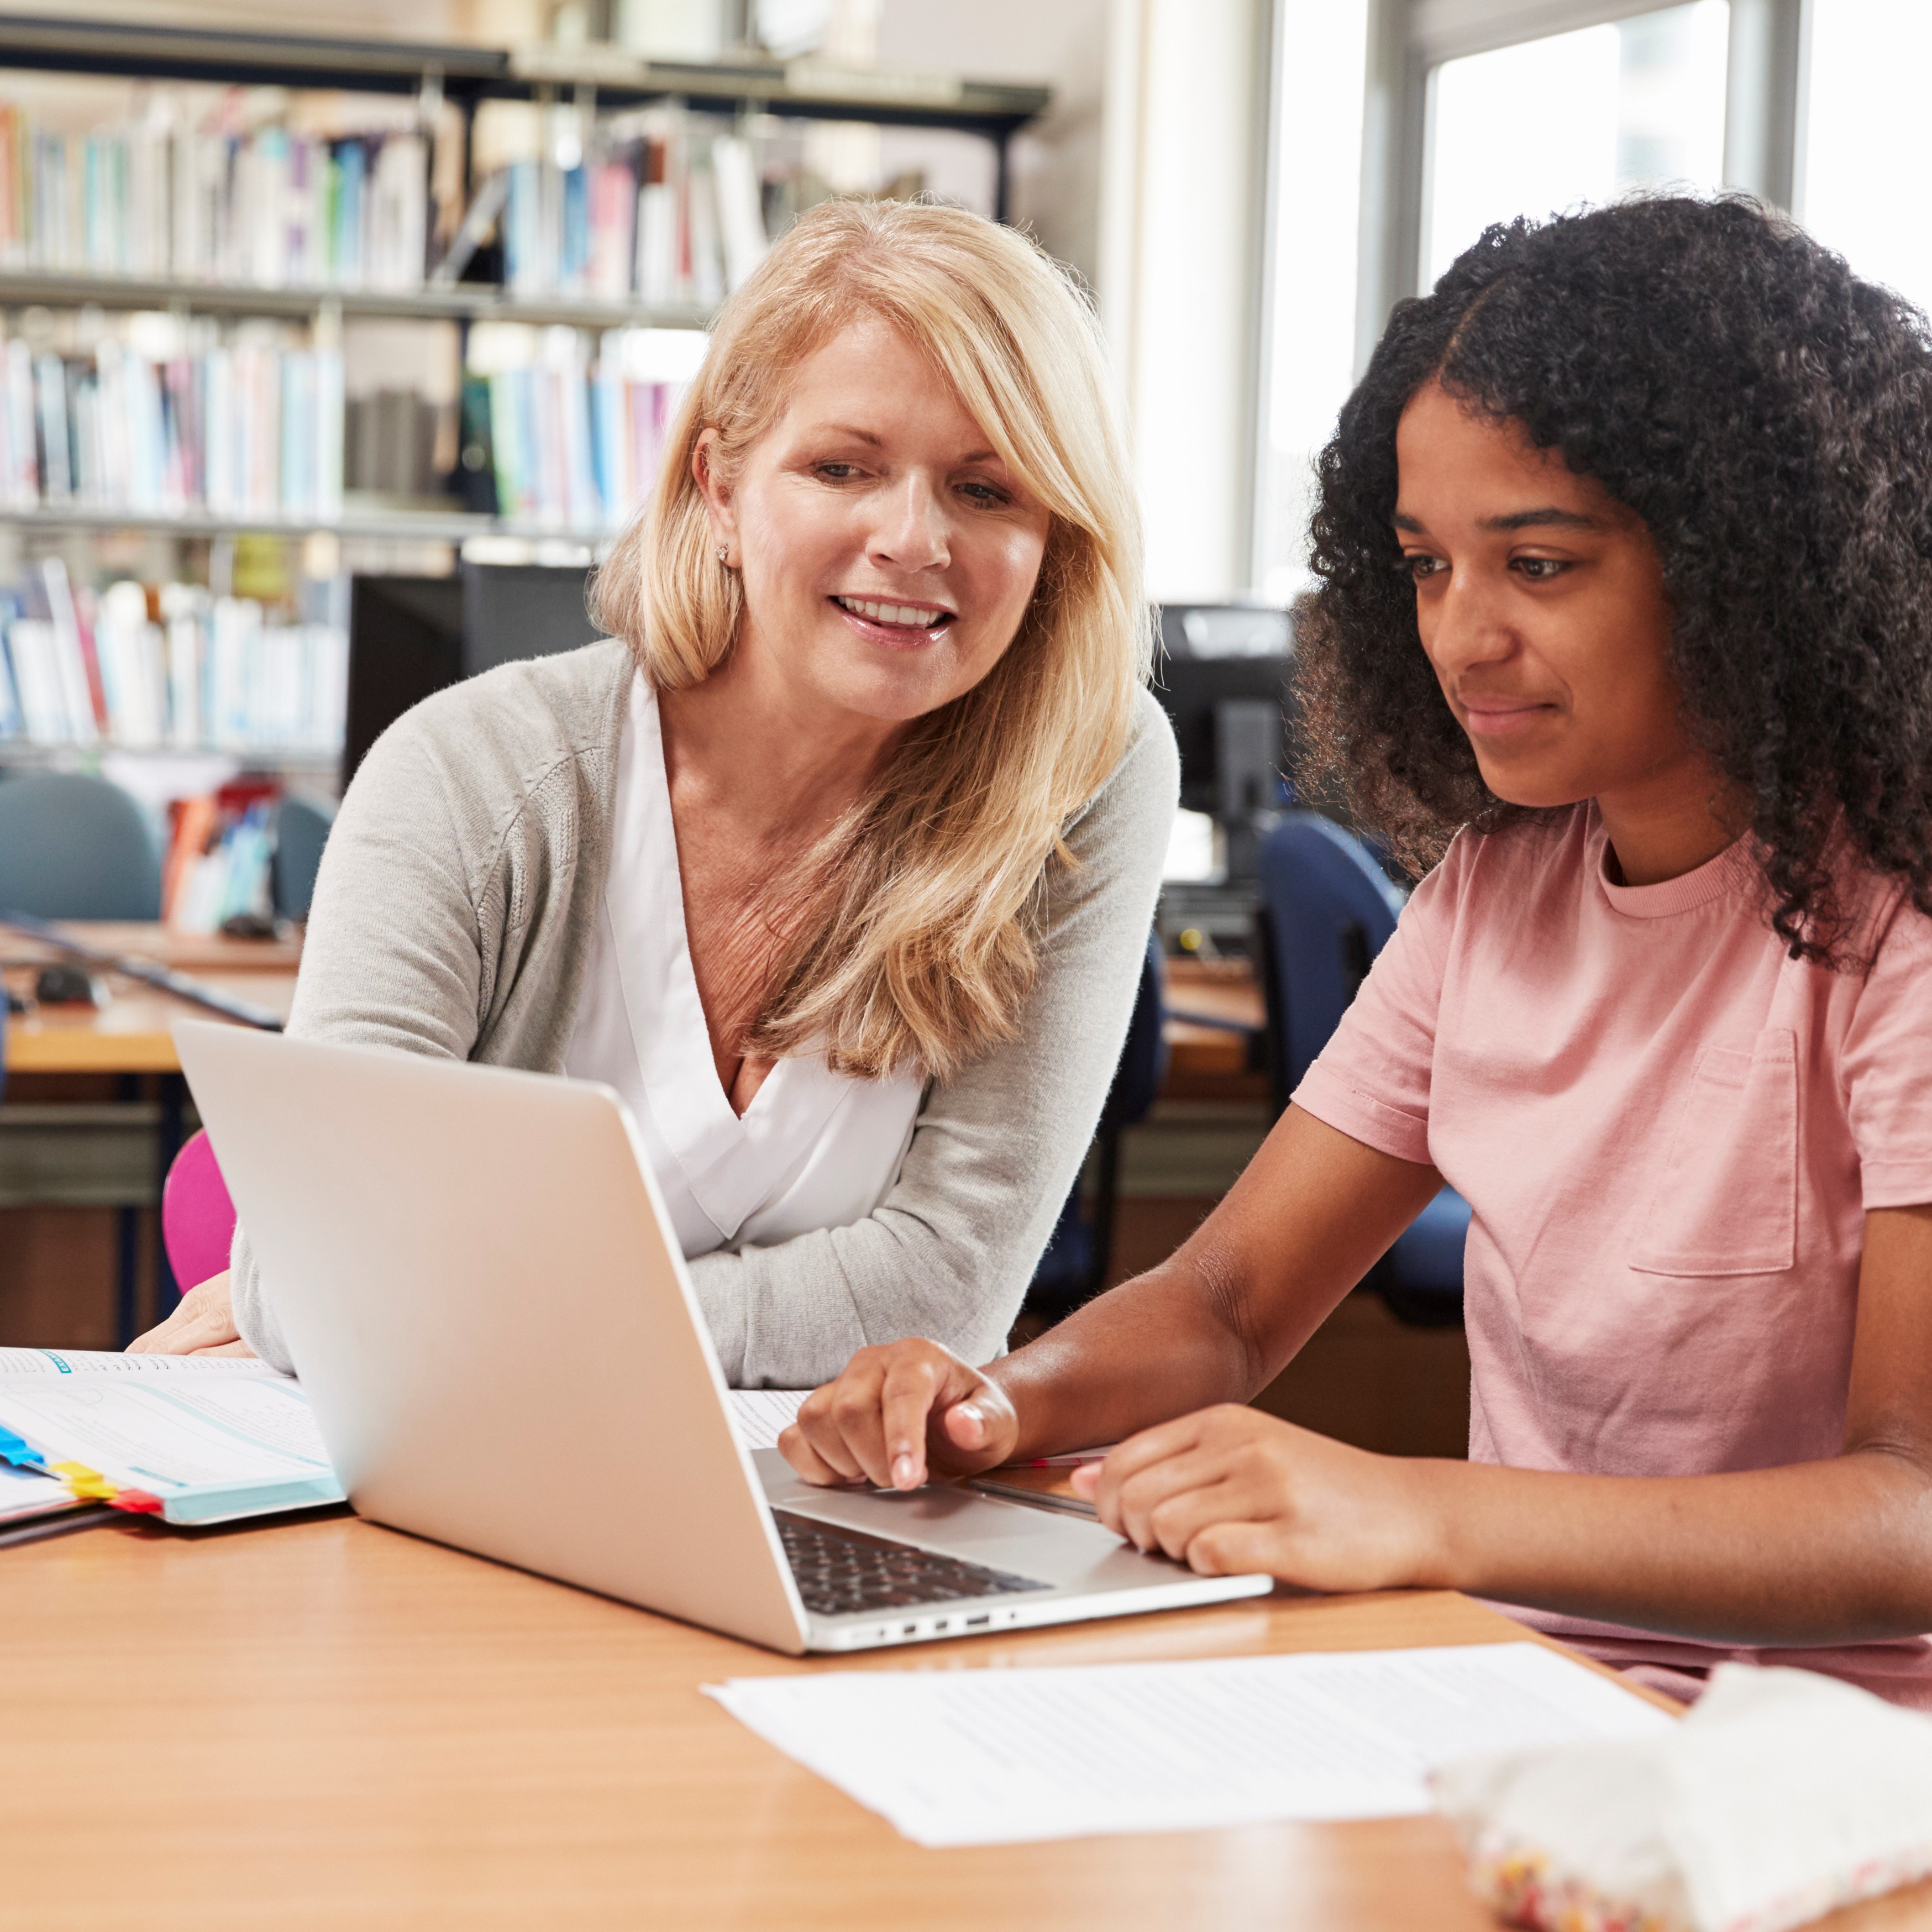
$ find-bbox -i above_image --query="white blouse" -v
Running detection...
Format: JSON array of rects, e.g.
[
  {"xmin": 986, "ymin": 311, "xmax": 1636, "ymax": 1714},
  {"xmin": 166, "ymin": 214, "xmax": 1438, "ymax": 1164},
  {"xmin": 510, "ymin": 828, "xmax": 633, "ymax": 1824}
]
[{"xmin": 563, "ymin": 674, "xmax": 925, "ymax": 1260}]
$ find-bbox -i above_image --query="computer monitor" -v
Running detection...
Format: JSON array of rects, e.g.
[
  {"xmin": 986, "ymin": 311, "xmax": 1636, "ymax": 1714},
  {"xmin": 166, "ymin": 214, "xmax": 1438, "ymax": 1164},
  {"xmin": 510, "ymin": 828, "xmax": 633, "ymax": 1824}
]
[
  {"xmin": 342, "ymin": 575, "xmax": 463, "ymax": 790},
  {"xmin": 459, "ymin": 563, "xmax": 602, "ymax": 680},
  {"xmin": 343, "ymin": 564, "xmax": 602, "ymax": 789},
  {"xmin": 1151, "ymin": 603, "xmax": 1296, "ymax": 823}
]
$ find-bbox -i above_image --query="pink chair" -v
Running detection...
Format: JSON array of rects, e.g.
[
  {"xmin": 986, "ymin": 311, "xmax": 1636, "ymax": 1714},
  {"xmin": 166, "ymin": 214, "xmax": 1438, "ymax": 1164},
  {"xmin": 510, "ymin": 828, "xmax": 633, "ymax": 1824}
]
[{"xmin": 161, "ymin": 1130, "xmax": 238, "ymax": 1298}]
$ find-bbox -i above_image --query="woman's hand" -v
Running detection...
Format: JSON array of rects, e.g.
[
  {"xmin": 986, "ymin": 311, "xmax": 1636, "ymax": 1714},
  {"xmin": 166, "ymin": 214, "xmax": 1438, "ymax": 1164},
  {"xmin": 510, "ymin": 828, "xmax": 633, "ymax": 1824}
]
[
  {"xmin": 1071, "ymin": 1405, "xmax": 1446, "ymax": 1592},
  {"xmin": 780, "ymin": 1340, "xmax": 1018, "ymax": 1490},
  {"xmin": 127, "ymin": 1272, "xmax": 257, "ymax": 1358}
]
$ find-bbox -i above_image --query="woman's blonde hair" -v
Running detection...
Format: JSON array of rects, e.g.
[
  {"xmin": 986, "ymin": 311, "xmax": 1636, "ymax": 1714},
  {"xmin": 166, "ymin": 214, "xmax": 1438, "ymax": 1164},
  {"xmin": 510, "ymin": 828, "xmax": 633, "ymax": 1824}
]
[{"xmin": 592, "ymin": 198, "xmax": 1148, "ymax": 1082}]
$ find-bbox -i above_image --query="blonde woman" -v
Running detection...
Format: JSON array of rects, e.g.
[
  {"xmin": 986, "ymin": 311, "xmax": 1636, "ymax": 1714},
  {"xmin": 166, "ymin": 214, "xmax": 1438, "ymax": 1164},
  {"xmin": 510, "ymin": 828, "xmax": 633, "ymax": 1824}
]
[{"xmin": 132, "ymin": 199, "xmax": 1177, "ymax": 1385}]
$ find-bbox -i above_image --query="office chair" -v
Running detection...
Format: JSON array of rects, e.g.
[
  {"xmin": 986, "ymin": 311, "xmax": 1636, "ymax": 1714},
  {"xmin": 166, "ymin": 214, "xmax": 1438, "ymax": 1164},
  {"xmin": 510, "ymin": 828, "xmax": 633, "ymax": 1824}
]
[
  {"xmin": 1025, "ymin": 932, "xmax": 1169, "ymax": 1324},
  {"xmin": 1254, "ymin": 812, "xmax": 1470, "ymax": 1326},
  {"xmin": 272, "ymin": 796, "xmax": 335, "ymax": 922},
  {"xmin": 0, "ymin": 770, "xmax": 162, "ymax": 920}
]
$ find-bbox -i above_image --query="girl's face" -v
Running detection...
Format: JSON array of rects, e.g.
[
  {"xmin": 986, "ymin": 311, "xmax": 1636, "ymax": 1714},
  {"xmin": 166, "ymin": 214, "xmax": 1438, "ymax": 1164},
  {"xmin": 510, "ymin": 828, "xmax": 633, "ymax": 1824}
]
[
  {"xmin": 697, "ymin": 315, "xmax": 1052, "ymax": 729},
  {"xmin": 1393, "ymin": 380, "xmax": 1706, "ymax": 817}
]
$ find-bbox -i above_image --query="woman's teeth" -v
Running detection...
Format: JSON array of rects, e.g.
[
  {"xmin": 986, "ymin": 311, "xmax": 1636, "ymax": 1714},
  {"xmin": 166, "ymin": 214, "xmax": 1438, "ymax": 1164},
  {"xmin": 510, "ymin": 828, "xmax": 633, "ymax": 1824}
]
[{"xmin": 835, "ymin": 596, "xmax": 949, "ymax": 628}]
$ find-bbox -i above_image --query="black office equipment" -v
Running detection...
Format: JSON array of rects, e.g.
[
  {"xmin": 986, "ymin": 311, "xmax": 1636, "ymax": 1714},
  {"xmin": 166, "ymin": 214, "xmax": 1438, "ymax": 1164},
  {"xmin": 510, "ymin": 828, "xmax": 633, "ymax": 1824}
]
[
  {"xmin": 459, "ymin": 563, "xmax": 601, "ymax": 679},
  {"xmin": 1151, "ymin": 605, "xmax": 1295, "ymax": 823},
  {"xmin": 1151, "ymin": 604, "xmax": 1295, "ymax": 897},
  {"xmin": 343, "ymin": 575, "xmax": 463, "ymax": 789},
  {"xmin": 343, "ymin": 563, "xmax": 603, "ymax": 789}
]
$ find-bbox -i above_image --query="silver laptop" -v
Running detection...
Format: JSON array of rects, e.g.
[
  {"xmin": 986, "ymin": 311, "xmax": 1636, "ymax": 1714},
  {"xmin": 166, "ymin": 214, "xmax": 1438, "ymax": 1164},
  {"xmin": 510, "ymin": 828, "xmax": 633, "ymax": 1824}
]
[{"xmin": 173, "ymin": 1022, "xmax": 1272, "ymax": 1654}]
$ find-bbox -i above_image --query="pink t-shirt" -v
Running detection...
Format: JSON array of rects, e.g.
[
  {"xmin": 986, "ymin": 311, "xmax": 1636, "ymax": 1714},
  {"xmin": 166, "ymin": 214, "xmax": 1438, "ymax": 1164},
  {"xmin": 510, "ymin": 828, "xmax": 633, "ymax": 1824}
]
[{"xmin": 1294, "ymin": 804, "xmax": 1932, "ymax": 1706}]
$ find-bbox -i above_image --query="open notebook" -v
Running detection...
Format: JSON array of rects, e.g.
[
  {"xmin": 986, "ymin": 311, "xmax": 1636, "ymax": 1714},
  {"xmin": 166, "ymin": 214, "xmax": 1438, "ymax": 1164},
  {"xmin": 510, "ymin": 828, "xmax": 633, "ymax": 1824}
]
[{"xmin": 0, "ymin": 1351, "xmax": 812, "ymax": 1528}]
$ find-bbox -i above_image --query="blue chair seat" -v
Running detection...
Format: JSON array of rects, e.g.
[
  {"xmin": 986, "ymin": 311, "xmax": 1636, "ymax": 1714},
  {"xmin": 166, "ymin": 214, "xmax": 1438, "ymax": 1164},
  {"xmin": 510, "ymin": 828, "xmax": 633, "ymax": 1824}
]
[
  {"xmin": 0, "ymin": 771, "xmax": 162, "ymax": 921},
  {"xmin": 1026, "ymin": 932, "xmax": 1169, "ymax": 1321},
  {"xmin": 1255, "ymin": 812, "xmax": 1468, "ymax": 1324}
]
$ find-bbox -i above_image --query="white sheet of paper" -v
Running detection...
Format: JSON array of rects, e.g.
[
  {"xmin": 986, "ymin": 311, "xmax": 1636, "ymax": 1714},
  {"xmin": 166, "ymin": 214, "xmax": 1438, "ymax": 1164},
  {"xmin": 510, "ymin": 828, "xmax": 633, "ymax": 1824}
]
[
  {"xmin": 727, "ymin": 1389, "xmax": 806, "ymax": 1451},
  {"xmin": 705, "ymin": 1641, "xmax": 1673, "ymax": 1847}
]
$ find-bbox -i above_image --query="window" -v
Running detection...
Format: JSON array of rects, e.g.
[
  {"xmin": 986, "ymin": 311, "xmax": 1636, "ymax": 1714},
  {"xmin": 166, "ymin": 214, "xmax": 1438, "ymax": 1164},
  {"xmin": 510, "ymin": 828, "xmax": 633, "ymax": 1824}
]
[
  {"xmin": 1423, "ymin": 3, "xmax": 1730, "ymax": 286},
  {"xmin": 1254, "ymin": 0, "xmax": 1806, "ymax": 599},
  {"xmin": 1799, "ymin": 1, "xmax": 1932, "ymax": 317}
]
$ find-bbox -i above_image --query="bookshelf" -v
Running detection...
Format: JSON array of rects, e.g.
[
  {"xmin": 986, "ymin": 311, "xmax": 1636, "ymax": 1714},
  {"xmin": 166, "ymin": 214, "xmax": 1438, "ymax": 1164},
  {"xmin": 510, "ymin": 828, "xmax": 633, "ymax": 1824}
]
[
  {"xmin": 0, "ymin": 500, "xmax": 609, "ymax": 547},
  {"xmin": 0, "ymin": 15, "xmax": 1050, "ymax": 778},
  {"xmin": 0, "ymin": 17, "xmax": 1050, "ymax": 221},
  {"xmin": 0, "ymin": 269, "xmax": 714, "ymax": 334}
]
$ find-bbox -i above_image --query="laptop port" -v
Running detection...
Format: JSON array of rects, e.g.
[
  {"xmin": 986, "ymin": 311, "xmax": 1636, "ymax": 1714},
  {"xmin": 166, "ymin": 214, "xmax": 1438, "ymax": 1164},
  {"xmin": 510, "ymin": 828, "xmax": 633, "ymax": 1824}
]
[
  {"xmin": 965, "ymin": 1613, "xmax": 991, "ymax": 1627},
  {"xmin": 933, "ymin": 1619, "xmax": 949, "ymax": 1631},
  {"xmin": 902, "ymin": 1624, "xmax": 917, "ymax": 1635}
]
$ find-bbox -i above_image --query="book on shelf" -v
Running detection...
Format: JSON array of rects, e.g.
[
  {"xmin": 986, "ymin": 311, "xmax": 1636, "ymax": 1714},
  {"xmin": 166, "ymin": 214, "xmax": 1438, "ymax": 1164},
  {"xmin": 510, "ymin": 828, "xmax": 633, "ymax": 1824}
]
[
  {"xmin": 164, "ymin": 790, "xmax": 277, "ymax": 935},
  {"xmin": 0, "ymin": 559, "xmax": 347, "ymax": 759},
  {"xmin": 469, "ymin": 326, "xmax": 698, "ymax": 531},
  {"xmin": 0, "ymin": 313, "xmax": 343, "ymax": 523},
  {"xmin": 0, "ymin": 89, "xmax": 778, "ymax": 309},
  {"xmin": 0, "ymin": 98, "xmax": 435, "ymax": 293},
  {"xmin": 487, "ymin": 107, "xmax": 767, "ymax": 307}
]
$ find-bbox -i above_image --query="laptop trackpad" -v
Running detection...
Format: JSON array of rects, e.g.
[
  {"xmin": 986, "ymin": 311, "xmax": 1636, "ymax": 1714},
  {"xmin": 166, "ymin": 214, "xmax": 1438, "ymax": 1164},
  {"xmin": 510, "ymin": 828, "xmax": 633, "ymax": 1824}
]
[{"xmin": 755, "ymin": 1450, "xmax": 1147, "ymax": 1583}]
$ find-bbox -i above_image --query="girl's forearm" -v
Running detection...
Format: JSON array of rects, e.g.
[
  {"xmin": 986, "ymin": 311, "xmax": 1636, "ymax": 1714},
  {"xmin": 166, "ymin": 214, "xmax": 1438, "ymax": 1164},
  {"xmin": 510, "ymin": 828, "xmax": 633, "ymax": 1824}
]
[
  {"xmin": 1411, "ymin": 1448, "xmax": 1932, "ymax": 1646},
  {"xmin": 989, "ymin": 1108, "xmax": 1445, "ymax": 1462},
  {"xmin": 989, "ymin": 1263, "xmax": 1261, "ymax": 1461}
]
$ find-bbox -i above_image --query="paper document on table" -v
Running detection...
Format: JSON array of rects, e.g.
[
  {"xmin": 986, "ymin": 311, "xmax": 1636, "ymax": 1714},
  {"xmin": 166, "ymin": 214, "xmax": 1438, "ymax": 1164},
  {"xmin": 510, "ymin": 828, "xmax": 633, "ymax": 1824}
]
[
  {"xmin": 0, "ymin": 1347, "xmax": 271, "ymax": 1378},
  {"xmin": 727, "ymin": 1389, "xmax": 807, "ymax": 1450},
  {"xmin": 705, "ymin": 1641, "xmax": 1672, "ymax": 1847},
  {"xmin": 0, "ymin": 1351, "xmax": 344, "ymax": 1525}
]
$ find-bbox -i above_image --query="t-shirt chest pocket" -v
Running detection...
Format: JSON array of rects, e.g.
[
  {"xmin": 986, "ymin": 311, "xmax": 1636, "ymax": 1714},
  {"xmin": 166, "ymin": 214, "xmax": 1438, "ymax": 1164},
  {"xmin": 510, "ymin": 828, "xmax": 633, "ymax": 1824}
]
[{"xmin": 1630, "ymin": 1028, "xmax": 1798, "ymax": 1278}]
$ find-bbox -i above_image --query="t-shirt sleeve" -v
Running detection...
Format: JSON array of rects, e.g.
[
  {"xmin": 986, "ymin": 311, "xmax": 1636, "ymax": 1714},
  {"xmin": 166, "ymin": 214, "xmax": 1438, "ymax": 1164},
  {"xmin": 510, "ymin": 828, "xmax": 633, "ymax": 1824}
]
[
  {"xmin": 1289, "ymin": 836, "xmax": 1463, "ymax": 1168},
  {"xmin": 1844, "ymin": 901, "xmax": 1932, "ymax": 1211}
]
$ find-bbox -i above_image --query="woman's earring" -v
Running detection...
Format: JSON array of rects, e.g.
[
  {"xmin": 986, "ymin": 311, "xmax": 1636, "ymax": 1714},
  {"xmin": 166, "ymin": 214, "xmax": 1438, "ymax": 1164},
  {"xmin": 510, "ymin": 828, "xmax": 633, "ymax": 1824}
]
[{"xmin": 716, "ymin": 545, "xmax": 730, "ymax": 566}]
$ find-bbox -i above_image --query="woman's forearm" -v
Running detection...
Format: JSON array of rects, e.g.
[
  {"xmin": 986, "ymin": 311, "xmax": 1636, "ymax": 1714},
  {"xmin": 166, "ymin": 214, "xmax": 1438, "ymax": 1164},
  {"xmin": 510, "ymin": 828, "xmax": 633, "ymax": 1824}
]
[{"xmin": 1414, "ymin": 1447, "xmax": 1932, "ymax": 1646}]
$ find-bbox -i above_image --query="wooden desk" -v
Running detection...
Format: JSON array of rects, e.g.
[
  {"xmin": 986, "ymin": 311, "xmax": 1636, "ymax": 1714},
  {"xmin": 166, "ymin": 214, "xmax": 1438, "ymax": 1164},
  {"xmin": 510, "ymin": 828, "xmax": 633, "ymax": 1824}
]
[
  {"xmin": 3, "ymin": 922, "xmax": 298, "ymax": 1075},
  {"xmin": 1162, "ymin": 956, "xmax": 1265, "ymax": 1083},
  {"xmin": 5, "ymin": 1511, "xmax": 1919, "ymax": 1932},
  {"xmin": 5, "ymin": 928, "xmax": 1258, "ymax": 1085}
]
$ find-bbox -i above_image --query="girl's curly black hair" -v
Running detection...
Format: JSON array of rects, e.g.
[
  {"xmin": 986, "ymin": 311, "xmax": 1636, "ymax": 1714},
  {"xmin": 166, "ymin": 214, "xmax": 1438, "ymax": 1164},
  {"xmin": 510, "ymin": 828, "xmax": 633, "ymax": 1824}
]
[{"xmin": 1298, "ymin": 194, "xmax": 1932, "ymax": 963}]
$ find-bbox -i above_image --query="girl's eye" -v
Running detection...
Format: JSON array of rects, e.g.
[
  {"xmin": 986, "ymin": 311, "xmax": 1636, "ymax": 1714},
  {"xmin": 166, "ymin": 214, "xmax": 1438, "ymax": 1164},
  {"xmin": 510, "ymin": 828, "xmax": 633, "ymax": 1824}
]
[
  {"xmin": 817, "ymin": 462, "xmax": 863, "ymax": 481},
  {"xmin": 959, "ymin": 480, "xmax": 1009, "ymax": 506},
  {"xmin": 1514, "ymin": 556, "xmax": 1569, "ymax": 581},
  {"xmin": 1403, "ymin": 554, "xmax": 1447, "ymax": 581}
]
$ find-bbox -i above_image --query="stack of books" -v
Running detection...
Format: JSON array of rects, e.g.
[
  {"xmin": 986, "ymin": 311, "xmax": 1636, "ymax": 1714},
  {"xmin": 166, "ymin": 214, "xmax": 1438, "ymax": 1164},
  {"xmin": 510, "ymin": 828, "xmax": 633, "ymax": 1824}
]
[
  {"xmin": 0, "ymin": 99, "xmax": 432, "ymax": 291},
  {"xmin": 489, "ymin": 111, "xmax": 768, "ymax": 306},
  {"xmin": 0, "ymin": 315, "xmax": 344, "ymax": 522},
  {"xmin": 471, "ymin": 326, "xmax": 697, "ymax": 532},
  {"xmin": 0, "ymin": 557, "xmax": 347, "ymax": 757}
]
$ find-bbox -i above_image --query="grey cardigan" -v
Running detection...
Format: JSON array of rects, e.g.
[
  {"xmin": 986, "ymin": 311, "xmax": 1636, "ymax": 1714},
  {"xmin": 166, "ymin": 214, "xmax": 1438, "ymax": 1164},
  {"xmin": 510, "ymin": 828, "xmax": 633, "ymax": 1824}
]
[{"xmin": 232, "ymin": 639, "xmax": 1178, "ymax": 1385}]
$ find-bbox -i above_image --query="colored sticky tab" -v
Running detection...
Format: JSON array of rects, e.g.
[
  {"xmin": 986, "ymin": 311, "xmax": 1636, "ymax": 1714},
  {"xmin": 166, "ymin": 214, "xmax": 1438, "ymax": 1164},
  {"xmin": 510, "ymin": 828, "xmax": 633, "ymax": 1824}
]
[
  {"xmin": 48, "ymin": 1461, "xmax": 118, "ymax": 1503},
  {"xmin": 111, "ymin": 1489, "xmax": 164, "ymax": 1516},
  {"xmin": 0, "ymin": 1424, "xmax": 48, "ymax": 1468}
]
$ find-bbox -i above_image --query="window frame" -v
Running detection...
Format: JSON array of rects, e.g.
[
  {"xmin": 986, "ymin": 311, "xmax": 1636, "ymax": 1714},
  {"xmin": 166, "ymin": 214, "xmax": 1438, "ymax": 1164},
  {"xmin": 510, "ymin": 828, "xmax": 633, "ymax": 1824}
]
[{"xmin": 1351, "ymin": 0, "xmax": 1803, "ymax": 372}]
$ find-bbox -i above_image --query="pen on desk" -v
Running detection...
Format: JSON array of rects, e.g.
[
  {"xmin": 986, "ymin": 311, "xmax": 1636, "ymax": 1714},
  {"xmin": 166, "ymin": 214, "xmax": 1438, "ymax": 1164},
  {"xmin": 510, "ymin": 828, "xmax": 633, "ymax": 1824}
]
[
  {"xmin": 966, "ymin": 1478, "xmax": 1099, "ymax": 1520},
  {"xmin": 0, "ymin": 1503, "xmax": 123, "ymax": 1551}
]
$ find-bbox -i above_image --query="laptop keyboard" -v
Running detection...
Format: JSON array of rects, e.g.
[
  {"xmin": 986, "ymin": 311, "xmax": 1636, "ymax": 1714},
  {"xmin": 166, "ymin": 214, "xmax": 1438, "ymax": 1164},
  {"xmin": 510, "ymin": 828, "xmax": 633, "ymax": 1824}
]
[{"xmin": 773, "ymin": 1509, "xmax": 1052, "ymax": 1619}]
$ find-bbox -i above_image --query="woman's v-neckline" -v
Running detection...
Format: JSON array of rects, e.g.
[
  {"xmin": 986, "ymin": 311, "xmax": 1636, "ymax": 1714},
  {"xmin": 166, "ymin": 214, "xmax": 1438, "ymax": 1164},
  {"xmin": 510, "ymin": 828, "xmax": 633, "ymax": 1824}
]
[{"xmin": 602, "ymin": 676, "xmax": 852, "ymax": 1241}]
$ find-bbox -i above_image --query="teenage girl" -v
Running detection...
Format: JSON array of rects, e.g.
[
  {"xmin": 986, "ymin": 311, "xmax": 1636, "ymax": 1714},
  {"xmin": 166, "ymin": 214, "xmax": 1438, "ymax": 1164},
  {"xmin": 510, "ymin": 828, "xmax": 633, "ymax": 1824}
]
[{"xmin": 779, "ymin": 196, "xmax": 1932, "ymax": 1707}]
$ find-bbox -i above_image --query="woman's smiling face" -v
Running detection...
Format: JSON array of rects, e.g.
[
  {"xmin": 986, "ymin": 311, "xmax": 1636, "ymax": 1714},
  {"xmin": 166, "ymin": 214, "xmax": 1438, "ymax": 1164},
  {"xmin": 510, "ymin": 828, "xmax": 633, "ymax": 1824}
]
[{"xmin": 697, "ymin": 314, "xmax": 1053, "ymax": 727}]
